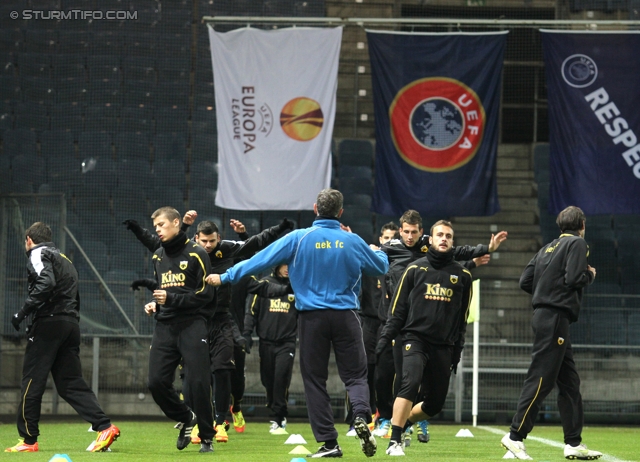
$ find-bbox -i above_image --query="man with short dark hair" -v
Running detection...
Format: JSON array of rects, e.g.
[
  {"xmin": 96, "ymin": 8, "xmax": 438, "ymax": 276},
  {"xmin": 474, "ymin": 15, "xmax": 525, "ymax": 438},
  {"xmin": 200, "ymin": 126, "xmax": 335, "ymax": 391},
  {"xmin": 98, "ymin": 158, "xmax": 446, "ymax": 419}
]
[
  {"xmin": 501, "ymin": 206, "xmax": 602, "ymax": 461},
  {"xmin": 377, "ymin": 220, "xmax": 473, "ymax": 456},
  {"xmin": 209, "ymin": 188, "xmax": 389, "ymax": 458},
  {"xmin": 6, "ymin": 222, "xmax": 119, "ymax": 453},
  {"xmin": 145, "ymin": 207, "xmax": 216, "ymax": 453}
]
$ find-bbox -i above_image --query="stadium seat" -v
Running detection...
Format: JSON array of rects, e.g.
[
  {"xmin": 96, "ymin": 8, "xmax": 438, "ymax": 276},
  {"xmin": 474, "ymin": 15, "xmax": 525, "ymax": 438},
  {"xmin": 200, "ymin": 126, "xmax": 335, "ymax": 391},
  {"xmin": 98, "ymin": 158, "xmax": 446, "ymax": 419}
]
[
  {"xmin": 343, "ymin": 193, "xmax": 372, "ymax": 209},
  {"xmin": 155, "ymin": 107, "xmax": 189, "ymax": 135},
  {"xmin": 3, "ymin": 128, "xmax": 37, "ymax": 156},
  {"xmin": 123, "ymin": 56, "xmax": 157, "ymax": 84},
  {"xmin": 0, "ymin": 29, "xmax": 24, "ymax": 54},
  {"xmin": 192, "ymin": 105, "xmax": 216, "ymax": 134},
  {"xmin": 76, "ymin": 239, "xmax": 110, "ymax": 274},
  {"xmin": 117, "ymin": 158, "xmax": 153, "ymax": 193},
  {"xmin": 56, "ymin": 85, "xmax": 88, "ymax": 105},
  {"xmin": 155, "ymin": 83, "xmax": 189, "ymax": 108},
  {"xmin": 24, "ymin": 30, "xmax": 58, "ymax": 54},
  {"xmin": 53, "ymin": 58, "xmax": 88, "ymax": 82},
  {"xmin": 50, "ymin": 105, "xmax": 84, "ymax": 132},
  {"xmin": 339, "ymin": 165, "xmax": 373, "ymax": 180},
  {"xmin": 57, "ymin": 31, "xmax": 91, "ymax": 54},
  {"xmin": 17, "ymin": 52, "xmax": 52, "ymax": 78},
  {"xmin": 84, "ymin": 104, "xmax": 120, "ymax": 133},
  {"xmin": 150, "ymin": 185, "xmax": 185, "ymax": 212},
  {"xmin": 338, "ymin": 139, "xmax": 374, "ymax": 167},
  {"xmin": 21, "ymin": 77, "xmax": 56, "ymax": 105},
  {"xmin": 157, "ymin": 56, "xmax": 190, "ymax": 83},
  {"xmin": 154, "ymin": 159, "xmax": 186, "ymax": 190},
  {"xmin": 40, "ymin": 130, "xmax": 76, "ymax": 159},
  {"xmin": 0, "ymin": 106, "xmax": 12, "ymax": 131},
  {"xmin": 264, "ymin": 0, "xmax": 296, "ymax": 16},
  {"xmin": 0, "ymin": 52, "xmax": 17, "ymax": 77},
  {"xmin": 78, "ymin": 131, "xmax": 113, "ymax": 155},
  {"xmin": 15, "ymin": 113, "xmax": 49, "ymax": 132},
  {"xmin": 123, "ymin": 80, "xmax": 155, "ymax": 108},
  {"xmin": 114, "ymin": 132, "xmax": 152, "ymax": 160},
  {"xmin": 12, "ymin": 153, "xmax": 46, "ymax": 188},
  {"xmin": 192, "ymin": 132, "xmax": 217, "ymax": 163},
  {"xmin": 154, "ymin": 132, "xmax": 187, "ymax": 161},
  {"xmin": 590, "ymin": 311, "xmax": 626, "ymax": 345},
  {"xmin": 0, "ymin": 75, "xmax": 20, "ymax": 103},
  {"xmin": 120, "ymin": 106, "xmax": 155, "ymax": 133},
  {"xmin": 87, "ymin": 56, "xmax": 122, "ymax": 83},
  {"xmin": 340, "ymin": 177, "xmax": 373, "ymax": 196}
]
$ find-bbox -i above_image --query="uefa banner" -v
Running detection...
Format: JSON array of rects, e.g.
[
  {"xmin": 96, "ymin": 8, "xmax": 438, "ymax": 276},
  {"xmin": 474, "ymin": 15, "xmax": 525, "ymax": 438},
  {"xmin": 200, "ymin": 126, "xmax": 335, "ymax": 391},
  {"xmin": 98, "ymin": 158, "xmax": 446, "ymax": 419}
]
[
  {"xmin": 541, "ymin": 31, "xmax": 640, "ymax": 215},
  {"xmin": 367, "ymin": 31, "xmax": 507, "ymax": 218},
  {"xmin": 209, "ymin": 26, "xmax": 341, "ymax": 210}
]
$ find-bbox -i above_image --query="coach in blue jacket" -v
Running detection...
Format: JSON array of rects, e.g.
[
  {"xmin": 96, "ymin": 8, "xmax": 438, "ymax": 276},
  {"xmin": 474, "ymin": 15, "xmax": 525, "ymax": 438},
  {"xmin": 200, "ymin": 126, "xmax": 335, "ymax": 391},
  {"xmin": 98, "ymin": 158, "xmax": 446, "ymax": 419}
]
[{"xmin": 209, "ymin": 188, "xmax": 388, "ymax": 458}]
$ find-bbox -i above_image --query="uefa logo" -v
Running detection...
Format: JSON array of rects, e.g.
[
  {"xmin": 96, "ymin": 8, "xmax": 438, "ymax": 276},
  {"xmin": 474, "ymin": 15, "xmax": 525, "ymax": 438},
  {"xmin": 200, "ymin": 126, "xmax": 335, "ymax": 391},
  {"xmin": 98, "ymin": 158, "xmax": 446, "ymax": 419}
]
[
  {"xmin": 561, "ymin": 54, "xmax": 598, "ymax": 88},
  {"xmin": 390, "ymin": 77, "xmax": 485, "ymax": 172}
]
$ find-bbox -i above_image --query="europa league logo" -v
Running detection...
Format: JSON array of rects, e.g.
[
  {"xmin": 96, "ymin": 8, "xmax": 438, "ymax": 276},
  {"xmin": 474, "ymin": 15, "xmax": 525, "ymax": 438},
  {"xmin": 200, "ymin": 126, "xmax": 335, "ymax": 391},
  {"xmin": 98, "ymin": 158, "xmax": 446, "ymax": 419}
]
[{"xmin": 280, "ymin": 97, "xmax": 324, "ymax": 141}]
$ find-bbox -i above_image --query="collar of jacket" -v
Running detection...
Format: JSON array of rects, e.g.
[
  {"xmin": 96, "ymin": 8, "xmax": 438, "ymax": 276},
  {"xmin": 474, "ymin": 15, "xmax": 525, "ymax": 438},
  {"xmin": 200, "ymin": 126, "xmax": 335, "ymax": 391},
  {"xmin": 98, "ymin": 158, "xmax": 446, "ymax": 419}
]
[
  {"xmin": 26, "ymin": 241, "xmax": 53, "ymax": 256},
  {"xmin": 313, "ymin": 217, "xmax": 340, "ymax": 227},
  {"xmin": 161, "ymin": 231, "xmax": 189, "ymax": 257},
  {"xmin": 559, "ymin": 231, "xmax": 581, "ymax": 238}
]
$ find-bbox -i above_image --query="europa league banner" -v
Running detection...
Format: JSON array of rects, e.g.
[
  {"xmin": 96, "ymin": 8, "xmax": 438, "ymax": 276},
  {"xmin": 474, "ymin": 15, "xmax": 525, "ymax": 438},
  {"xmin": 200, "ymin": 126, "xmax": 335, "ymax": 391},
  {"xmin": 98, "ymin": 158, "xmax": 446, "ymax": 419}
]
[
  {"xmin": 367, "ymin": 31, "xmax": 507, "ymax": 217},
  {"xmin": 541, "ymin": 31, "xmax": 640, "ymax": 215},
  {"xmin": 209, "ymin": 26, "xmax": 341, "ymax": 210}
]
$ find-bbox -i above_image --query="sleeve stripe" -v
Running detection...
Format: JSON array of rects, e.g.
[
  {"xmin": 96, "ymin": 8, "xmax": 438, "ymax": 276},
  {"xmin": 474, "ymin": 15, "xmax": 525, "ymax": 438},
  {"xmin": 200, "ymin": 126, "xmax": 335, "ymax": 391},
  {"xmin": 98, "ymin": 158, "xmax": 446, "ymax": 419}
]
[
  {"xmin": 189, "ymin": 252, "xmax": 208, "ymax": 294},
  {"xmin": 390, "ymin": 264, "xmax": 418, "ymax": 315}
]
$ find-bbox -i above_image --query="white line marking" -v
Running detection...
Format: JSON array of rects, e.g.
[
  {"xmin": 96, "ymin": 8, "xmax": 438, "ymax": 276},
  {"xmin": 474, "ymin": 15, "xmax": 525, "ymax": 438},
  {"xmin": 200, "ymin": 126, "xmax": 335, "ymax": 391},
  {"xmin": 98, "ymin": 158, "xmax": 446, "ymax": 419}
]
[{"xmin": 479, "ymin": 425, "xmax": 632, "ymax": 462}]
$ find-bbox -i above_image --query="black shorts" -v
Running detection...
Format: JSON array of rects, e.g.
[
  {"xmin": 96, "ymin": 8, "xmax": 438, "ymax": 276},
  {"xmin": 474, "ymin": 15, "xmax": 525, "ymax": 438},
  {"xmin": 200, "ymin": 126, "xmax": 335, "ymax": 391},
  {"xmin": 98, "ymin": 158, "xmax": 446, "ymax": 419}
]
[
  {"xmin": 208, "ymin": 312, "xmax": 236, "ymax": 372},
  {"xmin": 396, "ymin": 339, "xmax": 452, "ymax": 417}
]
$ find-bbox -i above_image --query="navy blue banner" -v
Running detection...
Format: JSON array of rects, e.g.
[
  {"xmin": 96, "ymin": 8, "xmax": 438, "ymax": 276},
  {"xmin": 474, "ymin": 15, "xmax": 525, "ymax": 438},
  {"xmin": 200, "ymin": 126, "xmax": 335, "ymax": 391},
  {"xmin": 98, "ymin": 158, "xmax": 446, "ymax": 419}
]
[
  {"xmin": 367, "ymin": 31, "xmax": 506, "ymax": 218},
  {"xmin": 542, "ymin": 31, "xmax": 640, "ymax": 215}
]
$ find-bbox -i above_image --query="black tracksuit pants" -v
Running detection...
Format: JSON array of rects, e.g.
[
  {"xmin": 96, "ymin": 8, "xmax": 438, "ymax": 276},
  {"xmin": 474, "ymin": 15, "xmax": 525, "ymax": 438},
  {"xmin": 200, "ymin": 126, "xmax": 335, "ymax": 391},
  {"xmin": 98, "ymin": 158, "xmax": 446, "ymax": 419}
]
[
  {"xmin": 230, "ymin": 345, "xmax": 246, "ymax": 413},
  {"xmin": 17, "ymin": 318, "xmax": 110, "ymax": 443},
  {"xmin": 299, "ymin": 309, "xmax": 371, "ymax": 443},
  {"xmin": 374, "ymin": 339, "xmax": 395, "ymax": 421},
  {"xmin": 148, "ymin": 317, "xmax": 215, "ymax": 440},
  {"xmin": 259, "ymin": 340, "xmax": 296, "ymax": 422},
  {"xmin": 510, "ymin": 307, "xmax": 584, "ymax": 446}
]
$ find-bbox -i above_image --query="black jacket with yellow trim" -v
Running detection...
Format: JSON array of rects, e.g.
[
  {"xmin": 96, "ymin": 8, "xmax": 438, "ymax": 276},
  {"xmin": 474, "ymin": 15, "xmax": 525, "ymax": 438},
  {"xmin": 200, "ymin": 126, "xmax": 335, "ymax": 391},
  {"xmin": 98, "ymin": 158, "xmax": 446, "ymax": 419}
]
[
  {"xmin": 519, "ymin": 231, "xmax": 593, "ymax": 322},
  {"xmin": 378, "ymin": 236, "xmax": 486, "ymax": 321},
  {"xmin": 380, "ymin": 254, "xmax": 473, "ymax": 348},
  {"xmin": 243, "ymin": 273, "xmax": 297, "ymax": 344},
  {"xmin": 152, "ymin": 237, "xmax": 214, "ymax": 323}
]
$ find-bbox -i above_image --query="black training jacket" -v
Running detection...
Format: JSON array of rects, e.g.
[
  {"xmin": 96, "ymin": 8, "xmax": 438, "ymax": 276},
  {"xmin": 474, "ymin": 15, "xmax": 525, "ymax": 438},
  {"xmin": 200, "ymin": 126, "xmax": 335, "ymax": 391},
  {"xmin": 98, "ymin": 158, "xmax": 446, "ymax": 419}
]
[
  {"xmin": 23, "ymin": 242, "xmax": 80, "ymax": 321},
  {"xmin": 380, "ymin": 255, "xmax": 473, "ymax": 349},
  {"xmin": 152, "ymin": 237, "xmax": 214, "ymax": 323},
  {"xmin": 519, "ymin": 231, "xmax": 593, "ymax": 322},
  {"xmin": 243, "ymin": 273, "xmax": 297, "ymax": 343},
  {"xmin": 378, "ymin": 236, "xmax": 487, "ymax": 321},
  {"xmin": 209, "ymin": 221, "xmax": 290, "ymax": 315},
  {"xmin": 360, "ymin": 275, "xmax": 383, "ymax": 320}
]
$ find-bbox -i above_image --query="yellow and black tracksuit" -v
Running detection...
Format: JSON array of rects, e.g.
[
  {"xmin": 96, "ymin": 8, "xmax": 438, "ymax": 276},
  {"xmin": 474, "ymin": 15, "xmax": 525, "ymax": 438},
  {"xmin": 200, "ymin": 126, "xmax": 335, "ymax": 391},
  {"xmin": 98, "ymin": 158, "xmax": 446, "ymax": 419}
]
[
  {"xmin": 375, "ymin": 238, "xmax": 484, "ymax": 420},
  {"xmin": 243, "ymin": 270, "xmax": 296, "ymax": 425},
  {"xmin": 378, "ymin": 249, "xmax": 472, "ymax": 417},
  {"xmin": 509, "ymin": 231, "xmax": 594, "ymax": 446},
  {"xmin": 17, "ymin": 242, "xmax": 112, "ymax": 444},
  {"xmin": 148, "ymin": 232, "xmax": 215, "ymax": 441}
]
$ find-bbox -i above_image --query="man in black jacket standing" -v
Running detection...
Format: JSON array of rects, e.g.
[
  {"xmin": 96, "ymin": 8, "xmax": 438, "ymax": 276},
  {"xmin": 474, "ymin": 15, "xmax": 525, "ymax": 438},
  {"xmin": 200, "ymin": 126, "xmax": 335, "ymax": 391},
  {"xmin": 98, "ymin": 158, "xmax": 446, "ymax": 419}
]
[
  {"xmin": 377, "ymin": 220, "xmax": 473, "ymax": 456},
  {"xmin": 244, "ymin": 264, "xmax": 296, "ymax": 434},
  {"xmin": 6, "ymin": 222, "xmax": 119, "ymax": 453},
  {"xmin": 501, "ymin": 206, "xmax": 602, "ymax": 461},
  {"xmin": 144, "ymin": 207, "xmax": 215, "ymax": 453}
]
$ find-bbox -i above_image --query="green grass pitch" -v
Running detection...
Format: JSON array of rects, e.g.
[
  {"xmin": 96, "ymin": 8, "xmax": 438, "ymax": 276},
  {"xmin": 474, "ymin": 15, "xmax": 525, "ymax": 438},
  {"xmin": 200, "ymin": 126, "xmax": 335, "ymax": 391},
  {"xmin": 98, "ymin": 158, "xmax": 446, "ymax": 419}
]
[{"xmin": 0, "ymin": 419, "xmax": 637, "ymax": 461}]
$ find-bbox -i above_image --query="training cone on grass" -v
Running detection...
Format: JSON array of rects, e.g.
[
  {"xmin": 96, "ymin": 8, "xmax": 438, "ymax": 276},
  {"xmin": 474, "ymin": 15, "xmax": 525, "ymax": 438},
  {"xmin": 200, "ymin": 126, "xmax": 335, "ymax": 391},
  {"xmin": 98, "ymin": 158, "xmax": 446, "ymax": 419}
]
[
  {"xmin": 290, "ymin": 458, "xmax": 307, "ymax": 462},
  {"xmin": 284, "ymin": 434, "xmax": 307, "ymax": 445},
  {"xmin": 288, "ymin": 445, "xmax": 312, "ymax": 455},
  {"xmin": 49, "ymin": 455, "xmax": 72, "ymax": 462},
  {"xmin": 455, "ymin": 428, "xmax": 474, "ymax": 437}
]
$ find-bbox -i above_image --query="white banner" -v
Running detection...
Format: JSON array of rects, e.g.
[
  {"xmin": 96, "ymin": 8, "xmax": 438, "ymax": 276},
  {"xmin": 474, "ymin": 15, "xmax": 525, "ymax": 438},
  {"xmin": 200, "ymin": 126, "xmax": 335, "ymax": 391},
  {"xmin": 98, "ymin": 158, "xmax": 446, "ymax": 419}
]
[{"xmin": 209, "ymin": 26, "xmax": 342, "ymax": 210}]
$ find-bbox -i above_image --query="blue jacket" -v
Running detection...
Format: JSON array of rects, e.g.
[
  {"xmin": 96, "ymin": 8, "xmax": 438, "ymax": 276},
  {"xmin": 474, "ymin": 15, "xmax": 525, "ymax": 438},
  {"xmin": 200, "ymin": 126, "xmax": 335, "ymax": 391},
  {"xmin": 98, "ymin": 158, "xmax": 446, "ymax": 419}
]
[{"xmin": 220, "ymin": 218, "xmax": 389, "ymax": 311}]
